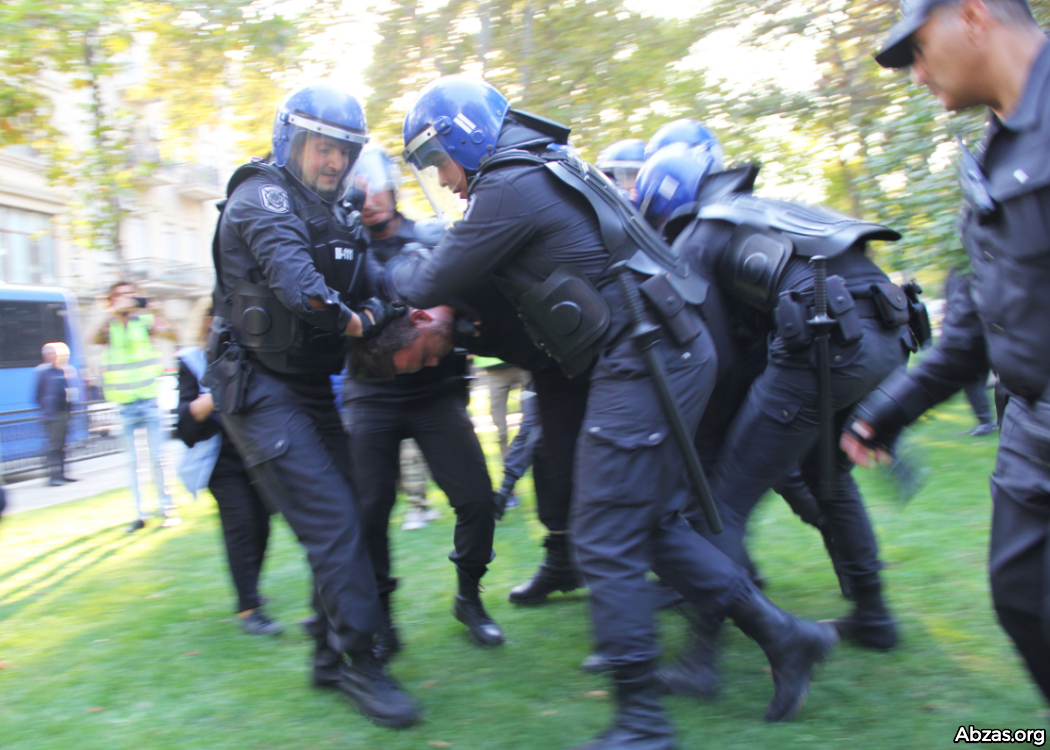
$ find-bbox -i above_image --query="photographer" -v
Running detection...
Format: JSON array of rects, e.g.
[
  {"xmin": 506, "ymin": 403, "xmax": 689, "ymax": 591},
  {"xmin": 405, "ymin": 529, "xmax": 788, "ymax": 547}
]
[{"xmin": 94, "ymin": 280, "xmax": 178, "ymax": 533}]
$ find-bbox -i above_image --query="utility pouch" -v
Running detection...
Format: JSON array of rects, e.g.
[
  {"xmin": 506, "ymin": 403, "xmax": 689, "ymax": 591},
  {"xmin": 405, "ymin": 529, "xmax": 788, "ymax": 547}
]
[
  {"xmin": 826, "ymin": 274, "xmax": 863, "ymax": 345},
  {"xmin": 640, "ymin": 272, "xmax": 703, "ymax": 346},
  {"xmin": 775, "ymin": 291, "xmax": 812, "ymax": 351},
  {"xmin": 204, "ymin": 341, "xmax": 252, "ymax": 415},
  {"xmin": 870, "ymin": 282, "xmax": 910, "ymax": 329},
  {"xmin": 902, "ymin": 280, "xmax": 932, "ymax": 349},
  {"xmin": 232, "ymin": 278, "xmax": 297, "ymax": 353},
  {"xmin": 511, "ymin": 265, "xmax": 611, "ymax": 379}
]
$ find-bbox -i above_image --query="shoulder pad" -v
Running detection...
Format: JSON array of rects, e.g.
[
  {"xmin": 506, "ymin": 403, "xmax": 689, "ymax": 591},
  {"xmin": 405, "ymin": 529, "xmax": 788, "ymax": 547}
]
[
  {"xmin": 697, "ymin": 194, "xmax": 900, "ymax": 257},
  {"xmin": 226, "ymin": 161, "xmax": 288, "ymax": 199},
  {"xmin": 477, "ymin": 148, "xmax": 550, "ymax": 174},
  {"xmin": 696, "ymin": 165, "xmax": 760, "ymax": 206},
  {"xmin": 662, "ymin": 202, "xmax": 700, "ymax": 244},
  {"xmin": 412, "ymin": 218, "xmax": 447, "ymax": 248}
]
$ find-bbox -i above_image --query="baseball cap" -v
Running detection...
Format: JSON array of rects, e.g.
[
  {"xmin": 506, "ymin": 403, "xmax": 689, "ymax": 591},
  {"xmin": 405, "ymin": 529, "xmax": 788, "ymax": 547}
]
[
  {"xmin": 875, "ymin": 0, "xmax": 957, "ymax": 68},
  {"xmin": 875, "ymin": 0, "xmax": 1034, "ymax": 68}
]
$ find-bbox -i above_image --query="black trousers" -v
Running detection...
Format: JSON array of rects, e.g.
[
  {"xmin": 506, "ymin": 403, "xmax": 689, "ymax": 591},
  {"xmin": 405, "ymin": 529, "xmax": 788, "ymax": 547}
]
[
  {"xmin": 45, "ymin": 412, "xmax": 70, "ymax": 479},
  {"xmin": 964, "ymin": 372, "xmax": 994, "ymax": 425},
  {"xmin": 532, "ymin": 368, "xmax": 590, "ymax": 534},
  {"xmin": 347, "ymin": 387, "xmax": 494, "ymax": 592},
  {"xmin": 701, "ymin": 322, "xmax": 907, "ymax": 582},
  {"xmin": 571, "ymin": 330, "xmax": 751, "ymax": 668},
  {"xmin": 221, "ymin": 370, "xmax": 380, "ymax": 655},
  {"xmin": 208, "ymin": 446, "xmax": 272, "ymax": 613},
  {"xmin": 988, "ymin": 397, "xmax": 1050, "ymax": 704}
]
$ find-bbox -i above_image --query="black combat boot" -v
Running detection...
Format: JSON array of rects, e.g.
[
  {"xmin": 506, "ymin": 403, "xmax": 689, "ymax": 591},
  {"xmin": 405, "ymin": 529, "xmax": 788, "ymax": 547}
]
[
  {"xmin": 340, "ymin": 650, "xmax": 421, "ymax": 728},
  {"xmin": 815, "ymin": 520, "xmax": 854, "ymax": 601},
  {"xmin": 453, "ymin": 567, "xmax": 505, "ymax": 647},
  {"xmin": 570, "ymin": 662, "xmax": 677, "ymax": 750},
  {"xmin": 825, "ymin": 575, "xmax": 898, "ymax": 650},
  {"xmin": 656, "ymin": 606, "xmax": 722, "ymax": 699},
  {"xmin": 302, "ymin": 615, "xmax": 342, "ymax": 691},
  {"xmin": 375, "ymin": 591, "xmax": 402, "ymax": 663},
  {"xmin": 508, "ymin": 533, "xmax": 581, "ymax": 604},
  {"xmin": 729, "ymin": 584, "xmax": 838, "ymax": 722}
]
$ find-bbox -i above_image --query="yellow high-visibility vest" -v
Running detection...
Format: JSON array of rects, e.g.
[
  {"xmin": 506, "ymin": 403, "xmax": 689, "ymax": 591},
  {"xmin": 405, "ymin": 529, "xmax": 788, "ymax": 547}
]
[{"xmin": 100, "ymin": 315, "xmax": 163, "ymax": 404}]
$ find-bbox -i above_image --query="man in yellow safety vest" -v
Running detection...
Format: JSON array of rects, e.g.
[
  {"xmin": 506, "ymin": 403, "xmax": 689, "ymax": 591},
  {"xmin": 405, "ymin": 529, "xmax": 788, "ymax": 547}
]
[{"xmin": 95, "ymin": 280, "xmax": 179, "ymax": 533}]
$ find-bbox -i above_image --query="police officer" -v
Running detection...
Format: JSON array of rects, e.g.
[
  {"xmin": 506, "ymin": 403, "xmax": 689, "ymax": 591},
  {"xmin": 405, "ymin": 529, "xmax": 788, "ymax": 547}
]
[
  {"xmin": 455, "ymin": 283, "xmax": 591, "ymax": 607},
  {"xmin": 381, "ymin": 75, "xmax": 836, "ymax": 747},
  {"xmin": 208, "ymin": 84, "xmax": 418, "ymax": 727},
  {"xmin": 844, "ymin": 0, "xmax": 1050, "ymax": 703},
  {"xmin": 643, "ymin": 118, "xmax": 724, "ymax": 162},
  {"xmin": 342, "ymin": 145, "xmax": 504, "ymax": 654},
  {"xmin": 633, "ymin": 140, "xmax": 914, "ymax": 695},
  {"xmin": 595, "ymin": 139, "xmax": 646, "ymax": 201}
]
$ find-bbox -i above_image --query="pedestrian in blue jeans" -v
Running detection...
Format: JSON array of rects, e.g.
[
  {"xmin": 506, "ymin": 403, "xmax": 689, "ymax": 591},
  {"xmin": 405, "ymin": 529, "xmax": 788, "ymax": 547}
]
[{"xmin": 94, "ymin": 280, "xmax": 179, "ymax": 533}]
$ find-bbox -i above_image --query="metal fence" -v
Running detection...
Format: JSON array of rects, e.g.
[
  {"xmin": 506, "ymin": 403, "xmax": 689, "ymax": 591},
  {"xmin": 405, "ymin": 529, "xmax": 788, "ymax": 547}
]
[{"xmin": 0, "ymin": 401, "xmax": 124, "ymax": 479}]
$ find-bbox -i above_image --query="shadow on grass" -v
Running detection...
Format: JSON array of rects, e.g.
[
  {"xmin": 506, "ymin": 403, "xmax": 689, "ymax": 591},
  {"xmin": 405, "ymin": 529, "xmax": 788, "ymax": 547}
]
[
  {"xmin": 0, "ymin": 525, "xmax": 143, "ymax": 620},
  {"xmin": 0, "ymin": 524, "xmax": 129, "ymax": 586}
]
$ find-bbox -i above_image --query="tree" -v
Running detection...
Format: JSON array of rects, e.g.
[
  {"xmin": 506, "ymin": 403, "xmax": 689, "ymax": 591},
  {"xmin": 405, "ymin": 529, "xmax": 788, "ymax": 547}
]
[
  {"xmin": 365, "ymin": 0, "xmax": 717, "ymax": 162},
  {"xmin": 659, "ymin": 0, "xmax": 1050, "ymax": 276},
  {"xmin": 0, "ymin": 0, "xmax": 335, "ymax": 269}
]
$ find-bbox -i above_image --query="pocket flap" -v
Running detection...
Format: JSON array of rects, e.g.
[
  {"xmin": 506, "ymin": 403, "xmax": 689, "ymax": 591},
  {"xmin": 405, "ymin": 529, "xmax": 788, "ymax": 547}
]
[
  {"xmin": 582, "ymin": 423, "xmax": 669, "ymax": 450},
  {"xmin": 240, "ymin": 434, "xmax": 291, "ymax": 468}
]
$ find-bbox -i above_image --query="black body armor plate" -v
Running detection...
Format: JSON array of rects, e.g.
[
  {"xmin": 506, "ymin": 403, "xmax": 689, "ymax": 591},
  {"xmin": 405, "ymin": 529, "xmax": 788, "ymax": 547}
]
[
  {"xmin": 478, "ymin": 148, "xmax": 706, "ymax": 375},
  {"xmin": 698, "ymin": 194, "xmax": 900, "ymax": 312},
  {"xmin": 494, "ymin": 266, "xmax": 610, "ymax": 379},
  {"xmin": 213, "ymin": 162, "xmax": 368, "ymax": 375}
]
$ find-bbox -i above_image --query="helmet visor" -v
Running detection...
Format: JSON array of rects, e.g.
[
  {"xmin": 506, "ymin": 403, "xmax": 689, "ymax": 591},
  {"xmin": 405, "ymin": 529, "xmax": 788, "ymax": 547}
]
[
  {"xmin": 404, "ymin": 128, "xmax": 468, "ymax": 221},
  {"xmin": 285, "ymin": 118, "xmax": 367, "ymax": 202},
  {"xmin": 610, "ymin": 166, "xmax": 640, "ymax": 197}
]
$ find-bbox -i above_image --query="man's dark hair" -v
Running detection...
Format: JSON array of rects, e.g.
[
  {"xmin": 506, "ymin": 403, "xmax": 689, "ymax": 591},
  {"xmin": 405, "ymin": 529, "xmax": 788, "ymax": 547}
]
[
  {"xmin": 108, "ymin": 279, "xmax": 136, "ymax": 299},
  {"xmin": 983, "ymin": 0, "xmax": 1036, "ymax": 24},
  {"xmin": 945, "ymin": 0, "xmax": 1037, "ymax": 25},
  {"xmin": 351, "ymin": 314, "xmax": 421, "ymax": 380}
]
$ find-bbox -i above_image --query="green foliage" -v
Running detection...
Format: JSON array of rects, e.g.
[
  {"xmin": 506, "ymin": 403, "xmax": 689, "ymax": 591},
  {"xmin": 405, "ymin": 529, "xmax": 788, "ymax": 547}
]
[
  {"xmin": 0, "ymin": 0, "xmax": 331, "ymax": 265},
  {"xmin": 365, "ymin": 0, "xmax": 716, "ymax": 163},
  {"xmin": 365, "ymin": 0, "xmax": 1050, "ymax": 278}
]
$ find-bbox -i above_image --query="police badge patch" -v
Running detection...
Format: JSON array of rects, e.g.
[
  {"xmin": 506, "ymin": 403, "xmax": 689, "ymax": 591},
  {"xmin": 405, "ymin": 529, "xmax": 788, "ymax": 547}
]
[{"xmin": 260, "ymin": 185, "xmax": 290, "ymax": 213}]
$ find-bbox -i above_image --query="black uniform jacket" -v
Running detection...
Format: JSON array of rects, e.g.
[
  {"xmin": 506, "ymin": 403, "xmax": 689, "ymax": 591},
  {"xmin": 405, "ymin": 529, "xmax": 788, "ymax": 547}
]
[
  {"xmin": 216, "ymin": 168, "xmax": 359, "ymax": 335},
  {"xmin": 346, "ymin": 216, "xmax": 468, "ymax": 402},
  {"xmin": 388, "ymin": 157, "xmax": 609, "ymax": 312},
  {"xmin": 881, "ymin": 40, "xmax": 1050, "ymax": 421}
]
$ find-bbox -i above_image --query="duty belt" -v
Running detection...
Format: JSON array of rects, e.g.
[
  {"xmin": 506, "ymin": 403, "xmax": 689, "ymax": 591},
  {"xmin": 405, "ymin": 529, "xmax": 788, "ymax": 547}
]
[{"xmin": 804, "ymin": 297, "xmax": 882, "ymax": 321}]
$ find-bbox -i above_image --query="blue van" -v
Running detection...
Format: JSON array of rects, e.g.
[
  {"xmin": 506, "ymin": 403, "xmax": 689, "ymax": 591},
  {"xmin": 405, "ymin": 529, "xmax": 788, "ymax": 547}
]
[{"xmin": 0, "ymin": 283, "xmax": 88, "ymax": 472}]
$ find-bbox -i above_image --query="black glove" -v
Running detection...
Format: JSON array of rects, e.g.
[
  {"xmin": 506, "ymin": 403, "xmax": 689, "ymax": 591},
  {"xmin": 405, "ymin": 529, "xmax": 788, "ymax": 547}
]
[
  {"xmin": 844, "ymin": 385, "xmax": 907, "ymax": 458},
  {"xmin": 357, "ymin": 297, "xmax": 407, "ymax": 339},
  {"xmin": 493, "ymin": 489, "xmax": 510, "ymax": 521}
]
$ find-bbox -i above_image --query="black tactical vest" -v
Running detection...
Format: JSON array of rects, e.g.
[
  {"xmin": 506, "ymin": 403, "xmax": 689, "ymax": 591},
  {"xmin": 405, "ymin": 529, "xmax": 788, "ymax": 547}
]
[{"xmin": 213, "ymin": 162, "xmax": 368, "ymax": 375}]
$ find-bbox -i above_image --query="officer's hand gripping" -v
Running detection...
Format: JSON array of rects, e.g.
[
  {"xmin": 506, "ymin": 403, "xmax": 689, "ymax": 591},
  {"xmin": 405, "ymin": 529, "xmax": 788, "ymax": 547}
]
[{"xmin": 357, "ymin": 297, "xmax": 407, "ymax": 339}]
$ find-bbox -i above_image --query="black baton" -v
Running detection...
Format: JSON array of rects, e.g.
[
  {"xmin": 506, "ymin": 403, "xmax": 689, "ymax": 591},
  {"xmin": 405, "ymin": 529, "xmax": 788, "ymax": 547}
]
[
  {"xmin": 612, "ymin": 261, "xmax": 722, "ymax": 534},
  {"xmin": 808, "ymin": 256, "xmax": 835, "ymax": 504}
]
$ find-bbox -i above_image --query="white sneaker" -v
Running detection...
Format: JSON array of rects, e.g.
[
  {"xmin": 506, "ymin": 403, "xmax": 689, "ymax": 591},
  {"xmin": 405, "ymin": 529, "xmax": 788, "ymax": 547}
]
[
  {"xmin": 401, "ymin": 508, "xmax": 429, "ymax": 531},
  {"xmin": 422, "ymin": 507, "xmax": 442, "ymax": 522},
  {"xmin": 161, "ymin": 513, "xmax": 182, "ymax": 528}
]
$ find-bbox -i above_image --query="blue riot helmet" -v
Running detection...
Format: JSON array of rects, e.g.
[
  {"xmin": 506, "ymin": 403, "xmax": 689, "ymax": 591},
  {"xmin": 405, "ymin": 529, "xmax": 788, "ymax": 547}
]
[
  {"xmin": 402, "ymin": 75, "xmax": 508, "ymax": 218},
  {"xmin": 595, "ymin": 139, "xmax": 646, "ymax": 197},
  {"xmin": 634, "ymin": 142, "xmax": 721, "ymax": 233},
  {"xmin": 272, "ymin": 84, "xmax": 369, "ymax": 203},
  {"xmin": 346, "ymin": 144, "xmax": 403, "ymax": 228},
  {"xmin": 644, "ymin": 119, "xmax": 723, "ymax": 169}
]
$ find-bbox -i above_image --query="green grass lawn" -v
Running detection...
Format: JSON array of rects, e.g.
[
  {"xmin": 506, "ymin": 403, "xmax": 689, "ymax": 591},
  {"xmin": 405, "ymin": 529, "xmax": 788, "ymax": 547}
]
[{"xmin": 0, "ymin": 397, "xmax": 1045, "ymax": 749}]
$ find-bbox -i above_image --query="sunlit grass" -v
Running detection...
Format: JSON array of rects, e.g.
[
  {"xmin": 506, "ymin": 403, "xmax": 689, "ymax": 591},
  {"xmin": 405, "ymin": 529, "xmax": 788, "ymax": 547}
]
[{"xmin": 0, "ymin": 396, "xmax": 1044, "ymax": 749}]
